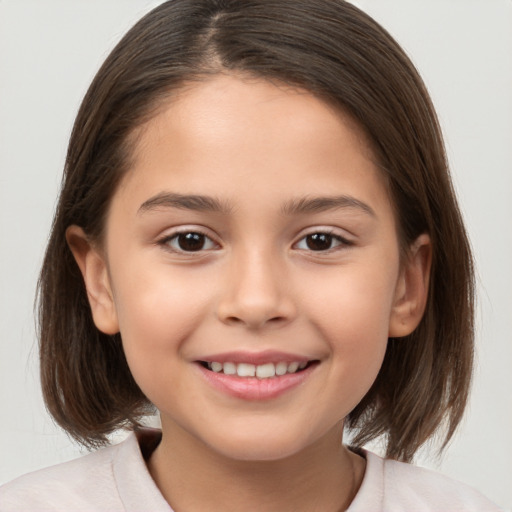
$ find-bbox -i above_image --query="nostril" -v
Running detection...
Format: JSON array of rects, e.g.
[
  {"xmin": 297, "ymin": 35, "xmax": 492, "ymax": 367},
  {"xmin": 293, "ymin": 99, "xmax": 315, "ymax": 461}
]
[
  {"xmin": 224, "ymin": 316, "xmax": 244, "ymax": 325},
  {"xmin": 216, "ymin": 289, "xmax": 296, "ymax": 329},
  {"xmin": 222, "ymin": 314, "xmax": 285, "ymax": 329}
]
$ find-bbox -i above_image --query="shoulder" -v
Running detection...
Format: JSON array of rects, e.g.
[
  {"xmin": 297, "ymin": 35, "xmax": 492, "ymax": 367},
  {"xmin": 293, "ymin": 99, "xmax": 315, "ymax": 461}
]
[
  {"xmin": 349, "ymin": 450, "xmax": 503, "ymax": 512},
  {"xmin": 0, "ymin": 440, "xmax": 123, "ymax": 511},
  {"xmin": 381, "ymin": 454, "xmax": 503, "ymax": 511},
  {"xmin": 0, "ymin": 429, "xmax": 169, "ymax": 512}
]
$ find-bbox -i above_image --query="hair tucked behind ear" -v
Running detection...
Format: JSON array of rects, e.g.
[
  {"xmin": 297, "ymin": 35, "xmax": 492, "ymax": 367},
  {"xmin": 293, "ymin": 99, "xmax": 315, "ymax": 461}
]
[{"xmin": 39, "ymin": 0, "xmax": 474, "ymax": 460}]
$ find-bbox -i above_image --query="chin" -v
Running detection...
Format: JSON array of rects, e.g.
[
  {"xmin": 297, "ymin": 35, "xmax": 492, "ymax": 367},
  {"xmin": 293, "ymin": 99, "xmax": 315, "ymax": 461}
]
[
  {"xmin": 202, "ymin": 428, "xmax": 315, "ymax": 463},
  {"xmin": 215, "ymin": 442, "xmax": 303, "ymax": 462}
]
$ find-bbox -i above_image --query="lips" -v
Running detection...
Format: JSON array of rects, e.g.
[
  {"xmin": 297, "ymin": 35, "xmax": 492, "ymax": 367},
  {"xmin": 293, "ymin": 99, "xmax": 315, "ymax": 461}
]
[{"xmin": 196, "ymin": 351, "xmax": 319, "ymax": 400}]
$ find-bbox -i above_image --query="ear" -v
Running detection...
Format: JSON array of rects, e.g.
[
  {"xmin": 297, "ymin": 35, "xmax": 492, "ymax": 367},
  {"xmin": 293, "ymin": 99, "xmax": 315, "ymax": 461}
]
[
  {"xmin": 388, "ymin": 233, "xmax": 432, "ymax": 338},
  {"xmin": 66, "ymin": 225, "xmax": 119, "ymax": 335}
]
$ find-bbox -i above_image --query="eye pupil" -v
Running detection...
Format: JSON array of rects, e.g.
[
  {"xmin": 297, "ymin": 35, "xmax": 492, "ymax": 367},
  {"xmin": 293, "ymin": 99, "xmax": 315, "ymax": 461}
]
[
  {"xmin": 306, "ymin": 233, "xmax": 332, "ymax": 251},
  {"xmin": 178, "ymin": 233, "xmax": 205, "ymax": 251}
]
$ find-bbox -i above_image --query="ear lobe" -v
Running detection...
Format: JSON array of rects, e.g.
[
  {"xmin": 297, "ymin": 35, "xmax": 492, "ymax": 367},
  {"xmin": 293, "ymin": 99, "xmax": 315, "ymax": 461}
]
[
  {"xmin": 389, "ymin": 233, "xmax": 432, "ymax": 338},
  {"xmin": 66, "ymin": 225, "xmax": 119, "ymax": 335}
]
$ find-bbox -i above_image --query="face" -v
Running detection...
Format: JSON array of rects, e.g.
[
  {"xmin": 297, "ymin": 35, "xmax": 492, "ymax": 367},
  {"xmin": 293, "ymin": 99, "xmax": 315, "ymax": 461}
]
[{"xmin": 71, "ymin": 74, "xmax": 429, "ymax": 461}]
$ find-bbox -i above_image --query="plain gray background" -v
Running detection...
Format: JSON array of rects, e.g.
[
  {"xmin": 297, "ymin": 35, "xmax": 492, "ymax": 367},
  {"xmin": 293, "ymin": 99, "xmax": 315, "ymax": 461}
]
[{"xmin": 0, "ymin": 1, "xmax": 511, "ymax": 509}]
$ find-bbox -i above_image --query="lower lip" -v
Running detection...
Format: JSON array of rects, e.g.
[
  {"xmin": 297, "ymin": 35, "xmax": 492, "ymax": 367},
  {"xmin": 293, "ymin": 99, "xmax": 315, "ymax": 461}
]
[{"xmin": 197, "ymin": 363, "xmax": 317, "ymax": 401}]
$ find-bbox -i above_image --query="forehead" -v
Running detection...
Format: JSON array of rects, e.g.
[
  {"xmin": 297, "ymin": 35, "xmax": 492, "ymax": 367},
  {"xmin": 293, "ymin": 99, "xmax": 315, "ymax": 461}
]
[
  {"xmin": 114, "ymin": 74, "xmax": 390, "ymax": 217},
  {"xmin": 133, "ymin": 74, "xmax": 374, "ymax": 161}
]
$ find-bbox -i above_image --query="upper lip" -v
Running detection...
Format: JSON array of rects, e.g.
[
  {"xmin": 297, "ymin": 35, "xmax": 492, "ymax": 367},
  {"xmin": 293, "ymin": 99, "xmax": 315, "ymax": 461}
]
[{"xmin": 197, "ymin": 350, "xmax": 314, "ymax": 365}]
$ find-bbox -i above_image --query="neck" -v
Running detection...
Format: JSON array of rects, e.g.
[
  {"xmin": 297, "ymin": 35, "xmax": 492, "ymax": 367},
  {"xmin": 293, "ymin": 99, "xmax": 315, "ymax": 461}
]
[{"xmin": 147, "ymin": 420, "xmax": 365, "ymax": 512}]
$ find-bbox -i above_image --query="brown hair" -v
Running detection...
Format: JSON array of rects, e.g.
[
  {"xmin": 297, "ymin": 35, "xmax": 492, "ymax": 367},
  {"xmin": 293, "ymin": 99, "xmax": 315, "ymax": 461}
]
[{"xmin": 39, "ymin": 0, "xmax": 474, "ymax": 462}]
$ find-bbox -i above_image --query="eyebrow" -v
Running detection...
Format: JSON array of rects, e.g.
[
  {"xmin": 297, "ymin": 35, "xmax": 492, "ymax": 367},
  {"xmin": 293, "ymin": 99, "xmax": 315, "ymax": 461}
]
[
  {"xmin": 138, "ymin": 192, "xmax": 375, "ymax": 218},
  {"xmin": 138, "ymin": 192, "xmax": 232, "ymax": 215},
  {"xmin": 281, "ymin": 195, "xmax": 376, "ymax": 217}
]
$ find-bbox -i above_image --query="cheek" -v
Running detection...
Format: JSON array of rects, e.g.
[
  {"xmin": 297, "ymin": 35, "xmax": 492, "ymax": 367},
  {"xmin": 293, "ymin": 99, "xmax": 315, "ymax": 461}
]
[
  {"xmin": 298, "ymin": 258, "xmax": 397, "ymax": 393},
  {"xmin": 303, "ymin": 257, "xmax": 398, "ymax": 338},
  {"xmin": 109, "ymin": 259, "xmax": 212, "ymax": 378}
]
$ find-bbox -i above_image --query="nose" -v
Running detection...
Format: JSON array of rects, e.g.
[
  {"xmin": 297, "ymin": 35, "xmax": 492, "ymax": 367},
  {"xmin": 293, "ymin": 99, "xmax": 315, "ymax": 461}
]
[{"xmin": 216, "ymin": 248, "xmax": 296, "ymax": 330}]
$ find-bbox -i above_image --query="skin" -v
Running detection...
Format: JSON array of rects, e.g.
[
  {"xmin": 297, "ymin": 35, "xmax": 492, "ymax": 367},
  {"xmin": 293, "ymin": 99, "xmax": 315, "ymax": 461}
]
[{"xmin": 68, "ymin": 74, "xmax": 431, "ymax": 511}]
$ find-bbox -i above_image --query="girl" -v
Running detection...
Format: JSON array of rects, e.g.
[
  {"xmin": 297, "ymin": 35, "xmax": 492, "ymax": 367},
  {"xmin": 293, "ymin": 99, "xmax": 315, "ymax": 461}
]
[{"xmin": 0, "ymin": 1, "xmax": 504, "ymax": 510}]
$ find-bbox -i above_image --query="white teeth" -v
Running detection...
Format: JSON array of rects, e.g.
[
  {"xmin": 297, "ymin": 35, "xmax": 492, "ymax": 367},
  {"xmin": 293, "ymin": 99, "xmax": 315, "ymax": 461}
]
[
  {"xmin": 256, "ymin": 363, "xmax": 276, "ymax": 379},
  {"xmin": 237, "ymin": 363, "xmax": 256, "ymax": 377},
  {"xmin": 206, "ymin": 361, "xmax": 309, "ymax": 378},
  {"xmin": 275, "ymin": 362, "xmax": 288, "ymax": 376},
  {"xmin": 287, "ymin": 362, "xmax": 299, "ymax": 373},
  {"xmin": 211, "ymin": 362, "xmax": 223, "ymax": 372},
  {"xmin": 223, "ymin": 362, "xmax": 236, "ymax": 375}
]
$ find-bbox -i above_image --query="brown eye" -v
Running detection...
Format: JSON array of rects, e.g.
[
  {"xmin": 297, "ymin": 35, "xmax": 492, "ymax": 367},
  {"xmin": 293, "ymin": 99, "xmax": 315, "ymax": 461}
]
[
  {"xmin": 306, "ymin": 233, "xmax": 333, "ymax": 251},
  {"xmin": 166, "ymin": 232, "xmax": 216, "ymax": 252},
  {"xmin": 178, "ymin": 233, "xmax": 205, "ymax": 251},
  {"xmin": 295, "ymin": 232, "xmax": 348, "ymax": 252}
]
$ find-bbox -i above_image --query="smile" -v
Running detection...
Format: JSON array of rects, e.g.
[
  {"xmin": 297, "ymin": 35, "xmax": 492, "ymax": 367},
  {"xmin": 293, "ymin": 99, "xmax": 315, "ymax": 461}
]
[
  {"xmin": 204, "ymin": 361, "xmax": 309, "ymax": 379},
  {"xmin": 197, "ymin": 356, "xmax": 319, "ymax": 401}
]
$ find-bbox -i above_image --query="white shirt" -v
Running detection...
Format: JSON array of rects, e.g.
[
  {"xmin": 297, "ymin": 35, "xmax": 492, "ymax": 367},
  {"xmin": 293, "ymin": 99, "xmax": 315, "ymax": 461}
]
[{"xmin": 0, "ymin": 429, "xmax": 502, "ymax": 511}]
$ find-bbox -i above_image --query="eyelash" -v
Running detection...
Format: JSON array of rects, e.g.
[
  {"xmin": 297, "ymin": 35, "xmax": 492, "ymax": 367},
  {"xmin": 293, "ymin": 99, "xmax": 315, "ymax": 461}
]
[
  {"xmin": 158, "ymin": 229, "xmax": 218, "ymax": 253},
  {"xmin": 294, "ymin": 231, "xmax": 352, "ymax": 252},
  {"xmin": 158, "ymin": 229, "xmax": 352, "ymax": 254}
]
